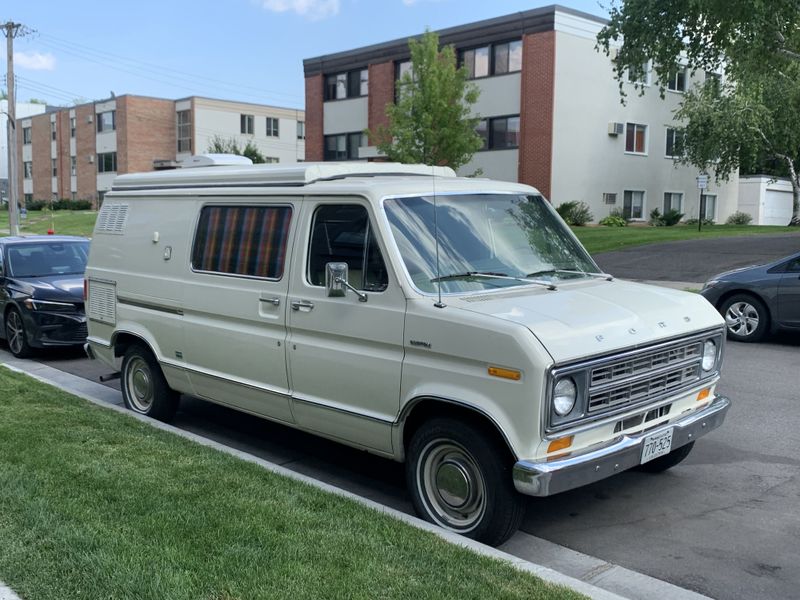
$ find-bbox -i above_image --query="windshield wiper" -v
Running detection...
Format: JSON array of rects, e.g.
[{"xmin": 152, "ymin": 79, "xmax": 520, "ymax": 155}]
[
  {"xmin": 431, "ymin": 271, "xmax": 557, "ymax": 290},
  {"xmin": 526, "ymin": 268, "xmax": 613, "ymax": 281}
]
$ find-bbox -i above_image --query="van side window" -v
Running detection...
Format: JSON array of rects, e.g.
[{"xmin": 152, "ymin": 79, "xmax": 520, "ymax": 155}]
[
  {"xmin": 192, "ymin": 205, "xmax": 292, "ymax": 279},
  {"xmin": 308, "ymin": 205, "xmax": 388, "ymax": 292}
]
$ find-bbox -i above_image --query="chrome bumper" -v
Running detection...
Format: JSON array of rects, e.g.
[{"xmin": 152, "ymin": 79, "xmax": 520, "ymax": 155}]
[{"xmin": 513, "ymin": 395, "xmax": 731, "ymax": 497}]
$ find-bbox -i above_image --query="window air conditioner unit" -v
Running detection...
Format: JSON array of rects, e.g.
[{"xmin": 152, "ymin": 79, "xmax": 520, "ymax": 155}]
[
  {"xmin": 87, "ymin": 115, "xmax": 94, "ymax": 124},
  {"xmin": 608, "ymin": 122, "xmax": 624, "ymax": 136},
  {"xmin": 88, "ymin": 155, "xmax": 94, "ymax": 163}
]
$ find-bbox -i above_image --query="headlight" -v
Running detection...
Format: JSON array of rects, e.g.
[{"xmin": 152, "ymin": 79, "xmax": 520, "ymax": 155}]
[
  {"xmin": 23, "ymin": 298, "xmax": 77, "ymax": 312},
  {"xmin": 553, "ymin": 377, "xmax": 577, "ymax": 416},
  {"xmin": 702, "ymin": 340, "xmax": 717, "ymax": 371}
]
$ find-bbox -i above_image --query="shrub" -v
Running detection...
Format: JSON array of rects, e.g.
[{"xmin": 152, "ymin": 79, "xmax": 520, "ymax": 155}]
[
  {"xmin": 685, "ymin": 217, "xmax": 715, "ymax": 226},
  {"xmin": 649, "ymin": 208, "xmax": 684, "ymax": 227},
  {"xmin": 599, "ymin": 214, "xmax": 628, "ymax": 227},
  {"xmin": 556, "ymin": 201, "xmax": 594, "ymax": 226},
  {"xmin": 726, "ymin": 211, "xmax": 753, "ymax": 225},
  {"xmin": 27, "ymin": 199, "xmax": 48, "ymax": 211}
]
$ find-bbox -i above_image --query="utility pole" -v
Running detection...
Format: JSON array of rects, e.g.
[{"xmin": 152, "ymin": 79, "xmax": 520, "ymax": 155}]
[{"xmin": 3, "ymin": 21, "xmax": 31, "ymax": 237}]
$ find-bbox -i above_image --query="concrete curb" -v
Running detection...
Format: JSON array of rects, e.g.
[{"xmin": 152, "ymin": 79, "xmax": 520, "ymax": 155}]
[{"xmin": 0, "ymin": 354, "xmax": 713, "ymax": 600}]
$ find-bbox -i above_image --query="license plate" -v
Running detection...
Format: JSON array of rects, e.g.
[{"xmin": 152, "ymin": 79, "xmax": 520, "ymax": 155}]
[{"xmin": 641, "ymin": 429, "xmax": 673, "ymax": 464}]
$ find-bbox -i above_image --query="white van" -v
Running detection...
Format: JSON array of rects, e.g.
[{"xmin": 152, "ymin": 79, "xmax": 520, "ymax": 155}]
[{"xmin": 85, "ymin": 159, "xmax": 731, "ymax": 546}]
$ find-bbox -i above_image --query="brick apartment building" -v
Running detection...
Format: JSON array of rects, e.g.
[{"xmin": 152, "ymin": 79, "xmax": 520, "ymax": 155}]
[
  {"xmin": 303, "ymin": 5, "xmax": 739, "ymax": 223},
  {"xmin": 18, "ymin": 95, "xmax": 305, "ymax": 207}
]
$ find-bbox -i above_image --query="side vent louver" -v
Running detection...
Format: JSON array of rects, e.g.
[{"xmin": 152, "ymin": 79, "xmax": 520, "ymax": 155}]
[
  {"xmin": 87, "ymin": 280, "xmax": 116, "ymax": 325},
  {"xmin": 95, "ymin": 203, "xmax": 129, "ymax": 234}
]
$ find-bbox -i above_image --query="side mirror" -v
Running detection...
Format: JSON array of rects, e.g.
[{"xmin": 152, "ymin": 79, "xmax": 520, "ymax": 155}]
[
  {"xmin": 325, "ymin": 262, "xmax": 348, "ymax": 297},
  {"xmin": 325, "ymin": 261, "xmax": 368, "ymax": 302}
]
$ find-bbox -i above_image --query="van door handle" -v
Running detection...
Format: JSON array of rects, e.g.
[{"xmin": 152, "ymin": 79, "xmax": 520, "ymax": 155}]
[
  {"xmin": 260, "ymin": 296, "xmax": 281, "ymax": 306},
  {"xmin": 291, "ymin": 299, "xmax": 314, "ymax": 312}
]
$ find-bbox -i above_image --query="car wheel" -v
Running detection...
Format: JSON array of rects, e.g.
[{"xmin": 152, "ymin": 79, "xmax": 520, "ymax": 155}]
[
  {"xmin": 720, "ymin": 294, "xmax": 769, "ymax": 342},
  {"xmin": 636, "ymin": 441, "xmax": 694, "ymax": 473},
  {"xmin": 5, "ymin": 308, "xmax": 33, "ymax": 358},
  {"xmin": 406, "ymin": 417, "xmax": 525, "ymax": 547},
  {"xmin": 121, "ymin": 344, "xmax": 179, "ymax": 422}
]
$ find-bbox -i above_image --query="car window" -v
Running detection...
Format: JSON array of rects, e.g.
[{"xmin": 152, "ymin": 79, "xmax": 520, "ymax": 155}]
[
  {"xmin": 785, "ymin": 257, "xmax": 800, "ymax": 273},
  {"xmin": 6, "ymin": 242, "xmax": 89, "ymax": 278},
  {"xmin": 307, "ymin": 204, "xmax": 388, "ymax": 292}
]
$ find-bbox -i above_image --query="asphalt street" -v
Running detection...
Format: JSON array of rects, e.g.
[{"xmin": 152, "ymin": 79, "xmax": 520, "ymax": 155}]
[
  {"xmin": 3, "ymin": 235, "xmax": 800, "ymax": 599},
  {"xmin": 594, "ymin": 233, "xmax": 800, "ymax": 283}
]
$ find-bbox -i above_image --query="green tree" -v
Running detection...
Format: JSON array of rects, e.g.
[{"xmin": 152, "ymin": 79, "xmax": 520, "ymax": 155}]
[
  {"xmin": 368, "ymin": 30, "xmax": 482, "ymax": 170},
  {"xmin": 597, "ymin": 0, "xmax": 800, "ymax": 225},
  {"xmin": 207, "ymin": 135, "xmax": 266, "ymax": 163}
]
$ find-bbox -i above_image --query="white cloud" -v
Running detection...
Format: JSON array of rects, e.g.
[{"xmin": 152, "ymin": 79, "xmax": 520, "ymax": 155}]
[
  {"xmin": 14, "ymin": 51, "xmax": 56, "ymax": 71},
  {"xmin": 260, "ymin": 0, "xmax": 340, "ymax": 20},
  {"xmin": 402, "ymin": 0, "xmax": 445, "ymax": 5}
]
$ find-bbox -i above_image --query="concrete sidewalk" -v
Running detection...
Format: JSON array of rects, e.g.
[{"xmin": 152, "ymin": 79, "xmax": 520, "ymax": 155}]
[
  {"xmin": 0, "ymin": 583, "xmax": 21, "ymax": 600},
  {"xmin": 0, "ymin": 350, "xmax": 712, "ymax": 600}
]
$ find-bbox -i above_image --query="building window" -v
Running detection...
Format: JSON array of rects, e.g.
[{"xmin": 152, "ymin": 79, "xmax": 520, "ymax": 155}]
[
  {"xmin": 475, "ymin": 116, "xmax": 520, "ymax": 150},
  {"xmin": 492, "ymin": 40, "xmax": 522, "ymax": 74},
  {"xmin": 626, "ymin": 61, "xmax": 650, "ymax": 85},
  {"xmin": 396, "ymin": 60, "xmax": 412, "ymax": 81},
  {"xmin": 70, "ymin": 156, "xmax": 77, "ymax": 176},
  {"xmin": 71, "ymin": 192, "xmax": 77, "ymax": 201},
  {"xmin": 265, "ymin": 157, "xmax": 280, "ymax": 164},
  {"xmin": 191, "ymin": 205, "xmax": 293, "ymax": 279},
  {"xmin": 177, "ymin": 110, "xmax": 192, "ymax": 153},
  {"xmin": 701, "ymin": 194, "xmax": 717, "ymax": 220},
  {"xmin": 70, "ymin": 117, "xmax": 76, "ymax": 138},
  {"xmin": 461, "ymin": 46, "xmax": 490, "ymax": 78},
  {"xmin": 663, "ymin": 192, "xmax": 683, "ymax": 213},
  {"xmin": 23, "ymin": 161, "xmax": 33, "ymax": 179},
  {"xmin": 667, "ymin": 69, "xmax": 687, "ymax": 92},
  {"xmin": 240, "ymin": 114, "xmax": 254, "ymax": 135},
  {"xmin": 22, "ymin": 127, "xmax": 32, "ymax": 144},
  {"xmin": 625, "ymin": 123, "xmax": 647, "ymax": 154},
  {"xmin": 266, "ymin": 117, "xmax": 279, "ymax": 137},
  {"xmin": 97, "ymin": 152, "xmax": 117, "ymax": 173},
  {"xmin": 665, "ymin": 127, "xmax": 684, "ymax": 158},
  {"xmin": 297, "ymin": 121, "xmax": 306, "ymax": 140},
  {"xmin": 324, "ymin": 132, "xmax": 366, "ymax": 160},
  {"xmin": 24, "ymin": 193, "xmax": 32, "ymax": 205},
  {"xmin": 325, "ymin": 69, "xmax": 368, "ymax": 101},
  {"xmin": 623, "ymin": 190, "xmax": 645, "ymax": 219},
  {"xmin": 52, "ymin": 159, "xmax": 57, "ymax": 177},
  {"xmin": 603, "ymin": 193, "xmax": 617, "ymax": 205},
  {"xmin": 97, "ymin": 110, "xmax": 116, "ymax": 133},
  {"xmin": 52, "ymin": 193, "xmax": 58, "ymax": 202},
  {"xmin": 475, "ymin": 119, "xmax": 488, "ymax": 150},
  {"xmin": 50, "ymin": 121, "xmax": 57, "ymax": 141}
]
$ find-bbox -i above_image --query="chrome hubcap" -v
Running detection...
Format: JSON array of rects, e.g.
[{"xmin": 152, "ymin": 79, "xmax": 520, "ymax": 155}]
[
  {"xmin": 125, "ymin": 357, "xmax": 154, "ymax": 412},
  {"xmin": 419, "ymin": 440, "xmax": 486, "ymax": 532},
  {"xmin": 725, "ymin": 301, "xmax": 759, "ymax": 337},
  {"xmin": 6, "ymin": 311, "xmax": 24, "ymax": 355}
]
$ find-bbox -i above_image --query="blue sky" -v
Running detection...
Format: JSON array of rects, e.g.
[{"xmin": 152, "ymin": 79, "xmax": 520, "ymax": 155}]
[{"xmin": 4, "ymin": 0, "xmax": 608, "ymax": 110}]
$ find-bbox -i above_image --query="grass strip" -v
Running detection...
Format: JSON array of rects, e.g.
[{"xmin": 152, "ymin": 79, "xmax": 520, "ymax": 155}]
[
  {"xmin": 0, "ymin": 368, "xmax": 585, "ymax": 600},
  {"xmin": 0, "ymin": 210, "xmax": 97, "ymax": 237},
  {"xmin": 574, "ymin": 224, "xmax": 800, "ymax": 255}
]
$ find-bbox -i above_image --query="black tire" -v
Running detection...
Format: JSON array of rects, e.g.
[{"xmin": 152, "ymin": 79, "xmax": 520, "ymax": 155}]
[
  {"xmin": 120, "ymin": 344, "xmax": 179, "ymax": 422},
  {"xmin": 406, "ymin": 417, "xmax": 525, "ymax": 546},
  {"xmin": 636, "ymin": 441, "xmax": 694, "ymax": 473},
  {"xmin": 720, "ymin": 293, "xmax": 769, "ymax": 343},
  {"xmin": 5, "ymin": 307, "xmax": 34, "ymax": 358}
]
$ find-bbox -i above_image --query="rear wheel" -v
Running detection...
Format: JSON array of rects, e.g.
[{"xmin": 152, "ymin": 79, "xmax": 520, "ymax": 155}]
[
  {"xmin": 406, "ymin": 417, "xmax": 525, "ymax": 546},
  {"xmin": 121, "ymin": 344, "xmax": 179, "ymax": 422},
  {"xmin": 636, "ymin": 441, "xmax": 694, "ymax": 473},
  {"xmin": 720, "ymin": 294, "xmax": 769, "ymax": 342},
  {"xmin": 5, "ymin": 308, "xmax": 33, "ymax": 358}
]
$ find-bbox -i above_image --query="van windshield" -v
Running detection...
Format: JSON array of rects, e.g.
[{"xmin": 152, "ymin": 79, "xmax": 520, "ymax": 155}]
[{"xmin": 383, "ymin": 193, "xmax": 598, "ymax": 294}]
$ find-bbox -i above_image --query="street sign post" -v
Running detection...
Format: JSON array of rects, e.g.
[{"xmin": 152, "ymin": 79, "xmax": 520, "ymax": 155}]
[{"xmin": 696, "ymin": 174, "xmax": 709, "ymax": 232}]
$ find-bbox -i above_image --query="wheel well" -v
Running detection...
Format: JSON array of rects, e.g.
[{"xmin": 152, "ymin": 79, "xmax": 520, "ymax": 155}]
[
  {"xmin": 716, "ymin": 289, "xmax": 772, "ymax": 324},
  {"xmin": 401, "ymin": 399, "xmax": 517, "ymax": 463},
  {"xmin": 112, "ymin": 332, "xmax": 151, "ymax": 358}
]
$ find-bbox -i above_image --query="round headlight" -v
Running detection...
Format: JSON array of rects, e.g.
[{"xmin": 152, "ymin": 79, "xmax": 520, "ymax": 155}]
[
  {"xmin": 553, "ymin": 377, "xmax": 577, "ymax": 416},
  {"xmin": 702, "ymin": 340, "xmax": 716, "ymax": 371}
]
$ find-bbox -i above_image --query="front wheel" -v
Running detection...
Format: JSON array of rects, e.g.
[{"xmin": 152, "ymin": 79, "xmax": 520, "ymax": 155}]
[
  {"xmin": 406, "ymin": 418, "xmax": 525, "ymax": 546},
  {"xmin": 5, "ymin": 308, "xmax": 33, "ymax": 358},
  {"xmin": 121, "ymin": 344, "xmax": 179, "ymax": 422}
]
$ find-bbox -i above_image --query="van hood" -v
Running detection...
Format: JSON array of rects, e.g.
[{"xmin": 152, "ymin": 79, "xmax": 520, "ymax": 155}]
[{"xmin": 453, "ymin": 279, "xmax": 724, "ymax": 364}]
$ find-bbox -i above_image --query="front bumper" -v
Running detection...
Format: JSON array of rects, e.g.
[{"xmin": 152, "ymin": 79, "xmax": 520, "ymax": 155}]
[
  {"xmin": 23, "ymin": 309, "xmax": 87, "ymax": 348},
  {"xmin": 513, "ymin": 395, "xmax": 731, "ymax": 497}
]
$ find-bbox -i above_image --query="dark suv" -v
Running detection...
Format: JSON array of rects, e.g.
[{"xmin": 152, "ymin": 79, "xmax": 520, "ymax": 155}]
[{"xmin": 0, "ymin": 235, "xmax": 90, "ymax": 358}]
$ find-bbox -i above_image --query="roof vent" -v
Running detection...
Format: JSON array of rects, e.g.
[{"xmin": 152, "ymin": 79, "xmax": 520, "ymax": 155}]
[{"xmin": 180, "ymin": 154, "xmax": 254, "ymax": 168}]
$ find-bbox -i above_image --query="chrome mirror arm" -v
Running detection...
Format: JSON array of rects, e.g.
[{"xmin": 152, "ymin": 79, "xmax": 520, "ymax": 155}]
[{"xmin": 335, "ymin": 276, "xmax": 368, "ymax": 302}]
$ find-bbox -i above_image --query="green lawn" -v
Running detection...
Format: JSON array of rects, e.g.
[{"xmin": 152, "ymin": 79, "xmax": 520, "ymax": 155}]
[
  {"xmin": 0, "ymin": 209, "xmax": 98, "ymax": 237},
  {"xmin": 574, "ymin": 224, "xmax": 800, "ymax": 255},
  {"xmin": 0, "ymin": 367, "xmax": 584, "ymax": 600}
]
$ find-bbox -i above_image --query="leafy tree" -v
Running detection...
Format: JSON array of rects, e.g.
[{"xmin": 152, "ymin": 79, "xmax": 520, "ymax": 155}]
[
  {"xmin": 368, "ymin": 30, "xmax": 483, "ymax": 170},
  {"xmin": 207, "ymin": 135, "xmax": 266, "ymax": 163},
  {"xmin": 597, "ymin": 0, "xmax": 800, "ymax": 225}
]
